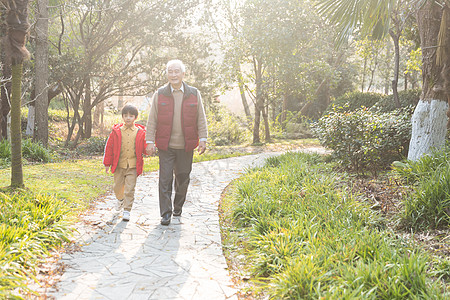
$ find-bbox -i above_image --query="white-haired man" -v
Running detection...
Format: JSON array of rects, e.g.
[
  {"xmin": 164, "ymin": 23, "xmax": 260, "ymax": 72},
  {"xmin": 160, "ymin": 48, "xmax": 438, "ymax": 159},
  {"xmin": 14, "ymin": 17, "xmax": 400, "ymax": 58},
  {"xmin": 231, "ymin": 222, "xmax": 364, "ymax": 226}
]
[{"xmin": 146, "ymin": 59, "xmax": 208, "ymax": 225}]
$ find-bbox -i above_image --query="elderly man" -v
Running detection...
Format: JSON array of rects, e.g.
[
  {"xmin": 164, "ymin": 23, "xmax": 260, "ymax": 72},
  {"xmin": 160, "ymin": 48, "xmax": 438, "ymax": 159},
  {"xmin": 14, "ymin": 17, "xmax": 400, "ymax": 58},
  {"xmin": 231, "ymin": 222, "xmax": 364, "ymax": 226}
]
[{"xmin": 146, "ymin": 59, "xmax": 208, "ymax": 225}]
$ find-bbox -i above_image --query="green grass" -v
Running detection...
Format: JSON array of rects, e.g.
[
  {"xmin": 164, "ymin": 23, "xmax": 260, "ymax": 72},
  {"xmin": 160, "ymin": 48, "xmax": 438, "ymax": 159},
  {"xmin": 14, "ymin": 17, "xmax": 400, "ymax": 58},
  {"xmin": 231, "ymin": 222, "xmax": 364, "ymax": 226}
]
[
  {"xmin": 392, "ymin": 147, "xmax": 450, "ymax": 230},
  {"xmin": 0, "ymin": 191, "xmax": 72, "ymax": 298},
  {"xmin": 221, "ymin": 152, "xmax": 449, "ymax": 299}
]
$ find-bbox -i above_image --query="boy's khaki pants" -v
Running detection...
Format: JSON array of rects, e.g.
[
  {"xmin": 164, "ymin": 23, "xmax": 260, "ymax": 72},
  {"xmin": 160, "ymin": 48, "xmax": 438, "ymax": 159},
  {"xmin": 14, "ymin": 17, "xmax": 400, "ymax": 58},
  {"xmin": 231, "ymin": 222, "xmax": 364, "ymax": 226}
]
[{"xmin": 114, "ymin": 167, "xmax": 137, "ymax": 212}]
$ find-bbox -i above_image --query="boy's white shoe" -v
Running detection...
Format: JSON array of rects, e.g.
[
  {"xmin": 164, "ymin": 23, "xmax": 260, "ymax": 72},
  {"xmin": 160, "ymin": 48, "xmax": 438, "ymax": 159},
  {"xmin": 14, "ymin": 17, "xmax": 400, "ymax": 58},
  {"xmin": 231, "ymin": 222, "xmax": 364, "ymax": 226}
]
[
  {"xmin": 122, "ymin": 211, "xmax": 130, "ymax": 221},
  {"xmin": 115, "ymin": 199, "xmax": 123, "ymax": 211}
]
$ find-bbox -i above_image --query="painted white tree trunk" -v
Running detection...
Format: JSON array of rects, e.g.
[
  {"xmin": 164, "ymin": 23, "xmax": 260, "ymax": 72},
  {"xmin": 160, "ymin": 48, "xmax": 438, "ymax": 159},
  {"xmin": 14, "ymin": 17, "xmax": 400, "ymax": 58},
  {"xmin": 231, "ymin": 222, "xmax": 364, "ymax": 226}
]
[
  {"xmin": 26, "ymin": 105, "xmax": 35, "ymax": 137},
  {"xmin": 408, "ymin": 99, "xmax": 448, "ymax": 161}
]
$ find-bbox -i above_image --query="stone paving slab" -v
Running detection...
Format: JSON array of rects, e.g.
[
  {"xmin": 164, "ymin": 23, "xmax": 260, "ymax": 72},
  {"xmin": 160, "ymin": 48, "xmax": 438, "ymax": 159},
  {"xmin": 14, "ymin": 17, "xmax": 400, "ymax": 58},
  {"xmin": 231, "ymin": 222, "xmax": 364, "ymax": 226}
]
[
  {"xmin": 37, "ymin": 153, "xmax": 284, "ymax": 300},
  {"xmin": 39, "ymin": 149, "xmax": 325, "ymax": 300}
]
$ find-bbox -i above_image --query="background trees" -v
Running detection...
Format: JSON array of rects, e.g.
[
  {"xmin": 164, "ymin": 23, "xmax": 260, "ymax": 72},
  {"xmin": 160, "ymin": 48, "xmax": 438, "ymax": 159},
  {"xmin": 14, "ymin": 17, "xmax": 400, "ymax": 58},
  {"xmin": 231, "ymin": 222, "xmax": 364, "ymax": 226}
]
[
  {"xmin": 316, "ymin": 0, "xmax": 450, "ymax": 160},
  {"xmin": 212, "ymin": 0, "xmax": 355, "ymax": 144},
  {"xmin": 1, "ymin": 0, "xmax": 447, "ymax": 167}
]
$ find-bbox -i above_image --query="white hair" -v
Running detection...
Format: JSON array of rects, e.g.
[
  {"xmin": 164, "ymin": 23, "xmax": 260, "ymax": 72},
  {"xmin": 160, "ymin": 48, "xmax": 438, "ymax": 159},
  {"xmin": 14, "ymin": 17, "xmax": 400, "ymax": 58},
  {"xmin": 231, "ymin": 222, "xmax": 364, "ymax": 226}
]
[{"xmin": 166, "ymin": 59, "xmax": 186, "ymax": 73}]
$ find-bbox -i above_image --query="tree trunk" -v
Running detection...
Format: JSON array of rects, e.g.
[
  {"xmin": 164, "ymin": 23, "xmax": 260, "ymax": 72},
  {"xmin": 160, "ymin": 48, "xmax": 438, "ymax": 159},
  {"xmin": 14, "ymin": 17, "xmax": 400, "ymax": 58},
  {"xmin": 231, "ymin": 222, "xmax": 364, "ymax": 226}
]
[
  {"xmin": 252, "ymin": 57, "xmax": 262, "ymax": 144},
  {"xmin": 1, "ymin": 56, "xmax": 11, "ymax": 141},
  {"xmin": 118, "ymin": 94, "xmax": 124, "ymax": 111},
  {"xmin": 384, "ymin": 41, "xmax": 391, "ymax": 95},
  {"xmin": 408, "ymin": 1, "xmax": 448, "ymax": 161},
  {"xmin": 262, "ymin": 101, "xmax": 271, "ymax": 142},
  {"xmin": 25, "ymin": 104, "xmax": 34, "ymax": 136},
  {"xmin": 93, "ymin": 100, "xmax": 104, "ymax": 128},
  {"xmin": 237, "ymin": 66, "xmax": 251, "ymax": 122},
  {"xmin": 0, "ymin": 7, "xmax": 10, "ymax": 141},
  {"xmin": 10, "ymin": 63, "xmax": 24, "ymax": 187},
  {"xmin": 83, "ymin": 77, "xmax": 92, "ymax": 138},
  {"xmin": 390, "ymin": 30, "xmax": 401, "ymax": 108},
  {"xmin": 361, "ymin": 56, "xmax": 367, "ymax": 92},
  {"xmin": 34, "ymin": 0, "xmax": 49, "ymax": 146},
  {"xmin": 404, "ymin": 72, "xmax": 408, "ymax": 90},
  {"xmin": 5, "ymin": 0, "xmax": 30, "ymax": 188},
  {"xmin": 281, "ymin": 93, "xmax": 287, "ymax": 129},
  {"xmin": 253, "ymin": 102, "xmax": 261, "ymax": 144}
]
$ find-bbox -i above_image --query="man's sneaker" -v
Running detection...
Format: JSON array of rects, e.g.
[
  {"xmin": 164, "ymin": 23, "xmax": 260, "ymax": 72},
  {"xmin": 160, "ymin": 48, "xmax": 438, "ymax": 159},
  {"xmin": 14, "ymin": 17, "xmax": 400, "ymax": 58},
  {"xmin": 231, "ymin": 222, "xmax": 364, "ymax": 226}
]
[
  {"xmin": 161, "ymin": 213, "xmax": 171, "ymax": 225},
  {"xmin": 173, "ymin": 210, "xmax": 182, "ymax": 217},
  {"xmin": 122, "ymin": 211, "xmax": 130, "ymax": 221},
  {"xmin": 115, "ymin": 199, "xmax": 124, "ymax": 211}
]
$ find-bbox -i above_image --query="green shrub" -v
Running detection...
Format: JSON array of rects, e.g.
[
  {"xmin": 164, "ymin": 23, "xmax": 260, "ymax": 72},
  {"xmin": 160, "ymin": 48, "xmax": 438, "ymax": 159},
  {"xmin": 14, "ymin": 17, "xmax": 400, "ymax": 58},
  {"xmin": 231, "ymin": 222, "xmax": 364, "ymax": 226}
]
[
  {"xmin": 76, "ymin": 136, "xmax": 107, "ymax": 156},
  {"xmin": 0, "ymin": 140, "xmax": 11, "ymax": 159},
  {"xmin": 48, "ymin": 109, "xmax": 72, "ymax": 122},
  {"xmin": 372, "ymin": 89, "xmax": 421, "ymax": 112},
  {"xmin": 313, "ymin": 107, "xmax": 411, "ymax": 175},
  {"xmin": 326, "ymin": 91, "xmax": 386, "ymax": 114},
  {"xmin": 277, "ymin": 111, "xmax": 313, "ymax": 139},
  {"xmin": 48, "ymin": 97, "xmax": 66, "ymax": 110},
  {"xmin": 0, "ymin": 139, "xmax": 54, "ymax": 164},
  {"xmin": 22, "ymin": 139, "xmax": 54, "ymax": 162},
  {"xmin": 392, "ymin": 147, "xmax": 450, "ymax": 229},
  {"xmin": 207, "ymin": 107, "xmax": 249, "ymax": 146}
]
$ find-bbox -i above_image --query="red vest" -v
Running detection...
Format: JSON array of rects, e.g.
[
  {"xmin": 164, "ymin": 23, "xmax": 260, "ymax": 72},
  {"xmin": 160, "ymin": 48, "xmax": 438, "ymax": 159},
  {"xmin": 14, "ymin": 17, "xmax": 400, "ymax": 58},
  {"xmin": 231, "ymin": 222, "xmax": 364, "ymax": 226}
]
[{"xmin": 155, "ymin": 83, "xmax": 199, "ymax": 151}]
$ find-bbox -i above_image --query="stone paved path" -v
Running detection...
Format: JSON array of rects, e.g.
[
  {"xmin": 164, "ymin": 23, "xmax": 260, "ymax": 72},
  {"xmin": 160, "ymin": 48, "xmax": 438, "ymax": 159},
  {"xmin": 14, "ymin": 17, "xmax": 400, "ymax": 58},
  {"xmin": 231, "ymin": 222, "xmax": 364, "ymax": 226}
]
[{"xmin": 44, "ymin": 149, "xmax": 325, "ymax": 300}]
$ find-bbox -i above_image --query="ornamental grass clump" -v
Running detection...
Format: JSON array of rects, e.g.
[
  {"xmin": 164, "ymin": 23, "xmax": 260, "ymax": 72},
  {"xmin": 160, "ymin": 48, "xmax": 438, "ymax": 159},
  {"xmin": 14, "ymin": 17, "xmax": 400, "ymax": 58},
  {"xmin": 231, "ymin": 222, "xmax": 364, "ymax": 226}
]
[
  {"xmin": 0, "ymin": 191, "xmax": 71, "ymax": 297},
  {"xmin": 393, "ymin": 147, "xmax": 450, "ymax": 230},
  {"xmin": 226, "ymin": 152, "xmax": 447, "ymax": 299}
]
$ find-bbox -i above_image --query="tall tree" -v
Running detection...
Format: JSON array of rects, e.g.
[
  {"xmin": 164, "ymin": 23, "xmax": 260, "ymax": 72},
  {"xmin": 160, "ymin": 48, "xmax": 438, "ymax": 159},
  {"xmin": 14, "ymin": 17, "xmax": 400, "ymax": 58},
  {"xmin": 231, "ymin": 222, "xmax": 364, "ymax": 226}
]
[
  {"xmin": 3, "ymin": 0, "xmax": 30, "ymax": 188},
  {"xmin": 50, "ymin": 0, "xmax": 201, "ymax": 147},
  {"xmin": 317, "ymin": 0, "xmax": 450, "ymax": 160},
  {"xmin": 33, "ymin": 0, "xmax": 49, "ymax": 146}
]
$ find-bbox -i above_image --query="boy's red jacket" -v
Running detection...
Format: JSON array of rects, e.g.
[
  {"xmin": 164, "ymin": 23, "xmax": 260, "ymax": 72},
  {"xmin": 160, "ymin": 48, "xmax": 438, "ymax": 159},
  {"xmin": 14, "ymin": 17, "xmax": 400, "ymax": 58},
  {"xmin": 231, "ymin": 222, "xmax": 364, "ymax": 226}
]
[{"xmin": 103, "ymin": 123, "xmax": 146, "ymax": 176}]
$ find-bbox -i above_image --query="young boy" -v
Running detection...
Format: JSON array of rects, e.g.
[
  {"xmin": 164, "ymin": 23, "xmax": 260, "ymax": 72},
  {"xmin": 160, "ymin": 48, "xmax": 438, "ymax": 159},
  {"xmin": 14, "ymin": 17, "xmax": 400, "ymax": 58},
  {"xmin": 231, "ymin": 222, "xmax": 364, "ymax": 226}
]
[{"xmin": 103, "ymin": 104, "xmax": 146, "ymax": 221}]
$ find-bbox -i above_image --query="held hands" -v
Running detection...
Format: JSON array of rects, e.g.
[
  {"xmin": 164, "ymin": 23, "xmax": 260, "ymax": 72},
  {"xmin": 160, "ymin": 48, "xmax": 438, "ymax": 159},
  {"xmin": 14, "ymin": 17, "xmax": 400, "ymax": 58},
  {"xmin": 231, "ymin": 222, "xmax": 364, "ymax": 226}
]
[
  {"xmin": 146, "ymin": 143, "xmax": 156, "ymax": 156},
  {"xmin": 198, "ymin": 141, "xmax": 206, "ymax": 155},
  {"xmin": 144, "ymin": 142, "xmax": 205, "ymax": 155}
]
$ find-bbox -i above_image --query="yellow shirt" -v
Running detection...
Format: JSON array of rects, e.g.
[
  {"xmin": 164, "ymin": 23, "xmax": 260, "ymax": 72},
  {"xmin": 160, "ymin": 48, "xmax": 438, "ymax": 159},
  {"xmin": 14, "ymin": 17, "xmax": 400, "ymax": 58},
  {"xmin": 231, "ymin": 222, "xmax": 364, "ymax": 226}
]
[{"xmin": 118, "ymin": 125, "xmax": 137, "ymax": 169}]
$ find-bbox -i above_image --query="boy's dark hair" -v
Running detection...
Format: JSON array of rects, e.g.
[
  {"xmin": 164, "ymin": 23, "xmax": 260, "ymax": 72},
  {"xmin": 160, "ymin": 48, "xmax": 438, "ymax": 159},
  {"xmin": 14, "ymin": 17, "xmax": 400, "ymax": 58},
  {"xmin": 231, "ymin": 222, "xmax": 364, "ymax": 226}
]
[{"xmin": 122, "ymin": 104, "xmax": 138, "ymax": 117}]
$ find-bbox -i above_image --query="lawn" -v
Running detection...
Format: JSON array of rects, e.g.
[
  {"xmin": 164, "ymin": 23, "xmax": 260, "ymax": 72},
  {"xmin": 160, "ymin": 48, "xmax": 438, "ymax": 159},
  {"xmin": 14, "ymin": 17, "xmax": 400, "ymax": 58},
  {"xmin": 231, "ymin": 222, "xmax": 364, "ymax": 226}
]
[{"xmin": 220, "ymin": 151, "xmax": 450, "ymax": 299}]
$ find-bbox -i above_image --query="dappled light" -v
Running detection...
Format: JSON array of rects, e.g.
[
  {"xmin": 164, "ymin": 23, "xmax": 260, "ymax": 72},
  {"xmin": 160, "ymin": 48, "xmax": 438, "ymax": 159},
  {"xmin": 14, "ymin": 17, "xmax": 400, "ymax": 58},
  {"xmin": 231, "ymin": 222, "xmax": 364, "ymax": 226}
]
[{"xmin": 0, "ymin": 0, "xmax": 449, "ymax": 298}]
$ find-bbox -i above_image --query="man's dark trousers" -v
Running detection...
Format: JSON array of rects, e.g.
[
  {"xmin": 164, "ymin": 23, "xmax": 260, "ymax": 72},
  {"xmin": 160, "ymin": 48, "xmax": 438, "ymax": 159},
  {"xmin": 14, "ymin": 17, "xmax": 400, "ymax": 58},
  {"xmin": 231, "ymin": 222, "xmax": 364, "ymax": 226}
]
[{"xmin": 158, "ymin": 148, "xmax": 194, "ymax": 217}]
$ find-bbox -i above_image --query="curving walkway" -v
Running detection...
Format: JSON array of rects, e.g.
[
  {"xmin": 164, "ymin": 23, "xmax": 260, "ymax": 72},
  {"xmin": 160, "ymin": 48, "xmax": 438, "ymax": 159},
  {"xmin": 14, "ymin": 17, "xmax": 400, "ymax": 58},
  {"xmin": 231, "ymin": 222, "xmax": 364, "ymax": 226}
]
[{"xmin": 41, "ymin": 149, "xmax": 325, "ymax": 300}]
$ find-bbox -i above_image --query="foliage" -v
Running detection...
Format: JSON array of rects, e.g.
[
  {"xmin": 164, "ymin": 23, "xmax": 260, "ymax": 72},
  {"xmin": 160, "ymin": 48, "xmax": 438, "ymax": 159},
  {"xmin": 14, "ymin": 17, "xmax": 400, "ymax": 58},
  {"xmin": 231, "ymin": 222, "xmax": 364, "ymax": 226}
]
[
  {"xmin": 207, "ymin": 106, "xmax": 249, "ymax": 146},
  {"xmin": 371, "ymin": 89, "xmax": 421, "ymax": 112},
  {"xmin": 354, "ymin": 37, "xmax": 386, "ymax": 92},
  {"xmin": 0, "ymin": 139, "xmax": 54, "ymax": 165},
  {"xmin": 277, "ymin": 111, "xmax": 313, "ymax": 139},
  {"xmin": 214, "ymin": 0, "xmax": 353, "ymax": 142},
  {"xmin": 21, "ymin": 139, "xmax": 54, "ymax": 163},
  {"xmin": 22, "ymin": 107, "xmax": 72, "ymax": 123},
  {"xmin": 406, "ymin": 47, "xmax": 422, "ymax": 75},
  {"xmin": 47, "ymin": 109, "xmax": 72, "ymax": 122},
  {"xmin": 392, "ymin": 147, "xmax": 450, "ymax": 230},
  {"xmin": 76, "ymin": 136, "xmax": 107, "ymax": 156},
  {"xmin": 0, "ymin": 191, "xmax": 72, "ymax": 297},
  {"xmin": 313, "ymin": 107, "xmax": 411, "ymax": 175},
  {"xmin": 324, "ymin": 89, "xmax": 420, "ymax": 115},
  {"xmin": 48, "ymin": 98, "xmax": 66, "ymax": 110},
  {"xmin": 222, "ymin": 152, "xmax": 447, "ymax": 299},
  {"xmin": 49, "ymin": 0, "xmax": 206, "ymax": 145},
  {"xmin": 326, "ymin": 91, "xmax": 386, "ymax": 113}
]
